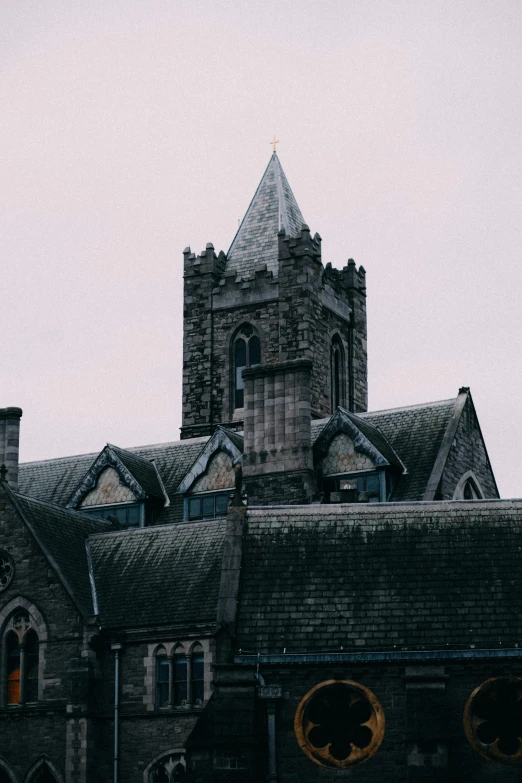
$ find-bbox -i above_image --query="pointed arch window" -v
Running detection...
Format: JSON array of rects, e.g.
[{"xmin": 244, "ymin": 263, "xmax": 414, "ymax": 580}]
[
  {"xmin": 331, "ymin": 336, "xmax": 346, "ymax": 411},
  {"xmin": 190, "ymin": 643, "xmax": 204, "ymax": 706},
  {"xmin": 4, "ymin": 609, "xmax": 40, "ymax": 706},
  {"xmin": 173, "ymin": 649, "xmax": 188, "ymax": 706},
  {"xmin": 6, "ymin": 632, "xmax": 20, "ymax": 705},
  {"xmin": 463, "ymin": 478, "xmax": 481, "ymax": 499},
  {"xmin": 155, "ymin": 647, "xmax": 169, "ymax": 708},
  {"xmin": 233, "ymin": 324, "xmax": 261, "ymax": 409},
  {"xmin": 27, "ymin": 764, "xmax": 59, "ymax": 783},
  {"xmin": 148, "ymin": 753, "xmax": 186, "ymax": 782}
]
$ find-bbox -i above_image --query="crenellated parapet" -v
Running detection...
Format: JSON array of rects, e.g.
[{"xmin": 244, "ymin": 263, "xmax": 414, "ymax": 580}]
[
  {"xmin": 212, "ymin": 262, "xmax": 279, "ymax": 310},
  {"xmin": 324, "ymin": 258, "xmax": 366, "ymax": 295}
]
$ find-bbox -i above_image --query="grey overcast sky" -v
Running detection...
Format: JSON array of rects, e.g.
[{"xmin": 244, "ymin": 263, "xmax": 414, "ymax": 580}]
[{"xmin": 1, "ymin": 1, "xmax": 521, "ymax": 496}]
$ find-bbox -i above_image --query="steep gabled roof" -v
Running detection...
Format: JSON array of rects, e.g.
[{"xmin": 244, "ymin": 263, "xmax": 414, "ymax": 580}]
[
  {"xmin": 361, "ymin": 399, "xmax": 456, "ymax": 501},
  {"xmin": 18, "ymin": 436, "xmax": 209, "ymax": 507},
  {"xmin": 88, "ymin": 520, "xmax": 227, "ymax": 630},
  {"xmin": 6, "ymin": 487, "xmax": 113, "ymax": 617},
  {"xmin": 226, "ymin": 153, "xmax": 305, "ymax": 278},
  {"xmin": 311, "ymin": 398, "xmax": 459, "ymax": 500},
  {"xmin": 176, "ymin": 427, "xmax": 243, "ymax": 494}
]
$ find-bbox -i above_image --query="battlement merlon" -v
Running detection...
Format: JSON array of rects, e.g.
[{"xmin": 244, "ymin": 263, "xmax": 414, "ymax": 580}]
[
  {"xmin": 277, "ymin": 224, "xmax": 322, "ymax": 262},
  {"xmin": 183, "ymin": 243, "xmax": 227, "ymax": 278},
  {"xmin": 324, "ymin": 259, "xmax": 367, "ymax": 295}
]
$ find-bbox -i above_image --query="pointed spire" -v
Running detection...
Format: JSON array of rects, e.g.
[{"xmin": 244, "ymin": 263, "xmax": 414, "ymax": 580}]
[{"xmin": 226, "ymin": 153, "xmax": 306, "ymax": 278}]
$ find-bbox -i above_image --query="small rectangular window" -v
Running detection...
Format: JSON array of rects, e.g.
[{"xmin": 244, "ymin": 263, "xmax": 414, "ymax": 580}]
[
  {"xmin": 215, "ymin": 494, "xmax": 228, "ymax": 516},
  {"xmin": 187, "ymin": 493, "xmax": 228, "ymax": 521},
  {"xmin": 202, "ymin": 496, "xmax": 215, "ymax": 518},
  {"xmin": 188, "ymin": 497, "xmax": 201, "ymax": 520},
  {"xmin": 127, "ymin": 504, "xmax": 141, "ymax": 526}
]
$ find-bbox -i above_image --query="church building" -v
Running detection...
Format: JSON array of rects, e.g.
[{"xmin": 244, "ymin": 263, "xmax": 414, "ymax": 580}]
[{"xmin": 1, "ymin": 152, "xmax": 521, "ymax": 783}]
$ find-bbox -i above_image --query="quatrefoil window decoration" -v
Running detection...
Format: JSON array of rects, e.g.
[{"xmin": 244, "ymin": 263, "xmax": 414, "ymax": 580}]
[
  {"xmin": 294, "ymin": 680, "xmax": 385, "ymax": 768},
  {"xmin": 464, "ymin": 677, "xmax": 522, "ymax": 764},
  {"xmin": 0, "ymin": 551, "xmax": 14, "ymax": 591}
]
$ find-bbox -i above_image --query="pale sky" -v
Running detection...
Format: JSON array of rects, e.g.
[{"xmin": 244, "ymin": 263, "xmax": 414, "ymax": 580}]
[{"xmin": 1, "ymin": 1, "xmax": 521, "ymax": 497}]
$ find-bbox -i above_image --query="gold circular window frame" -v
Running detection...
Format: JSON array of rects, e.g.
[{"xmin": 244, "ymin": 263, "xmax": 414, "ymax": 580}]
[
  {"xmin": 464, "ymin": 676, "xmax": 522, "ymax": 765},
  {"xmin": 294, "ymin": 679, "xmax": 385, "ymax": 769}
]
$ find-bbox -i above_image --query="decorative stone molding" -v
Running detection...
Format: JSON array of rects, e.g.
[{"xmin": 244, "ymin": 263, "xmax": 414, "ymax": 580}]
[
  {"xmin": 314, "ymin": 408, "xmax": 391, "ymax": 470},
  {"xmin": 67, "ymin": 446, "xmax": 148, "ymax": 509},
  {"xmin": 176, "ymin": 428, "xmax": 241, "ymax": 495}
]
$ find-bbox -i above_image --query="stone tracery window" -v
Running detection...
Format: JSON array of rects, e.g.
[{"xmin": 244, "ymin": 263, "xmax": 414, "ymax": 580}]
[
  {"xmin": 4, "ymin": 609, "xmax": 40, "ymax": 705},
  {"xmin": 148, "ymin": 753, "xmax": 185, "ymax": 782},
  {"xmin": 0, "ymin": 552, "xmax": 14, "ymax": 592},
  {"xmin": 464, "ymin": 677, "xmax": 522, "ymax": 763},
  {"xmin": 152, "ymin": 642, "xmax": 206, "ymax": 711},
  {"xmin": 233, "ymin": 324, "xmax": 261, "ymax": 409},
  {"xmin": 294, "ymin": 680, "xmax": 384, "ymax": 769}
]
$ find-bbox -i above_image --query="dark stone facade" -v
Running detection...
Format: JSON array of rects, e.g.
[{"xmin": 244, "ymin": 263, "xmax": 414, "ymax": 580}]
[
  {"xmin": 181, "ymin": 227, "xmax": 367, "ymax": 441},
  {"xmin": 0, "ymin": 153, "xmax": 513, "ymax": 783}
]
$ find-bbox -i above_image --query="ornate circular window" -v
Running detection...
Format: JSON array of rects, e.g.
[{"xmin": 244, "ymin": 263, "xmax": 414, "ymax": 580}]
[
  {"xmin": 0, "ymin": 551, "xmax": 14, "ymax": 591},
  {"xmin": 464, "ymin": 677, "xmax": 522, "ymax": 764},
  {"xmin": 294, "ymin": 679, "xmax": 385, "ymax": 768}
]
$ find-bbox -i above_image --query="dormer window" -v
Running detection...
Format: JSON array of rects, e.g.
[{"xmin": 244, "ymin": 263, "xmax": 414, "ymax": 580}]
[
  {"xmin": 186, "ymin": 492, "xmax": 228, "ymax": 522},
  {"xmin": 233, "ymin": 324, "xmax": 261, "ymax": 409},
  {"xmin": 85, "ymin": 501, "xmax": 143, "ymax": 527},
  {"xmin": 323, "ymin": 471, "xmax": 384, "ymax": 504}
]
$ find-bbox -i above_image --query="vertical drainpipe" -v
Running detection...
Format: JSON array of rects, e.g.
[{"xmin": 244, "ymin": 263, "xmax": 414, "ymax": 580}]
[
  {"xmin": 267, "ymin": 703, "xmax": 277, "ymax": 783},
  {"xmin": 111, "ymin": 643, "xmax": 122, "ymax": 783}
]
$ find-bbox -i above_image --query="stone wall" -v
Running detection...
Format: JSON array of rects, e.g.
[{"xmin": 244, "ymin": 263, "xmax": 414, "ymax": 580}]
[
  {"xmin": 0, "ymin": 486, "xmax": 94, "ymax": 783},
  {"xmin": 439, "ymin": 397, "xmax": 498, "ymax": 499},
  {"xmin": 181, "ymin": 228, "xmax": 368, "ymax": 438},
  {"xmin": 195, "ymin": 659, "xmax": 522, "ymax": 782}
]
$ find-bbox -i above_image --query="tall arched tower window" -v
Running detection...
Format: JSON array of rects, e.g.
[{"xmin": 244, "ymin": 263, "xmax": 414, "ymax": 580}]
[
  {"xmin": 331, "ymin": 336, "xmax": 346, "ymax": 411},
  {"xmin": 233, "ymin": 324, "xmax": 261, "ymax": 409}
]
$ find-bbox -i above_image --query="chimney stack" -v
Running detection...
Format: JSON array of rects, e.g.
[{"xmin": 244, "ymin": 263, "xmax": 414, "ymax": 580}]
[{"xmin": 0, "ymin": 407, "xmax": 23, "ymax": 491}]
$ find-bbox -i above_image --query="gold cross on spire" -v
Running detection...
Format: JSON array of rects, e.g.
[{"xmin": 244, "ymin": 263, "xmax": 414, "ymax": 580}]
[{"xmin": 270, "ymin": 134, "xmax": 279, "ymax": 153}]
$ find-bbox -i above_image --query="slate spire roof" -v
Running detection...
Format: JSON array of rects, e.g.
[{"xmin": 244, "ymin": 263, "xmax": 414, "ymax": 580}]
[{"xmin": 226, "ymin": 153, "xmax": 306, "ymax": 277}]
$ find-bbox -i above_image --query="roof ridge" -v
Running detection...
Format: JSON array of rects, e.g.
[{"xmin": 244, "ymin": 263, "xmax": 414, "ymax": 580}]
[
  {"xmin": 19, "ymin": 435, "xmax": 211, "ymax": 467},
  {"xmin": 361, "ymin": 398, "xmax": 455, "ymax": 416}
]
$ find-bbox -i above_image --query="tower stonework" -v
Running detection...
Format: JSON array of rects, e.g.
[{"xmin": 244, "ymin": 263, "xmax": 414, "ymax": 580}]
[{"xmin": 180, "ymin": 154, "xmax": 367, "ymax": 442}]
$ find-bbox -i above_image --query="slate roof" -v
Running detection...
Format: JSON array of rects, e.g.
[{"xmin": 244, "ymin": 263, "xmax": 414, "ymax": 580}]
[
  {"xmin": 8, "ymin": 490, "xmax": 113, "ymax": 617},
  {"xmin": 18, "ymin": 436, "xmax": 209, "ymax": 508},
  {"xmin": 236, "ymin": 501, "xmax": 522, "ymax": 654},
  {"xmin": 311, "ymin": 399, "xmax": 456, "ymax": 500},
  {"xmin": 108, "ymin": 444, "xmax": 165, "ymax": 500},
  {"xmin": 88, "ymin": 520, "xmax": 226, "ymax": 629},
  {"xmin": 361, "ymin": 400, "xmax": 455, "ymax": 501},
  {"xmin": 226, "ymin": 153, "xmax": 305, "ymax": 278},
  {"xmin": 17, "ymin": 398, "xmax": 457, "ymax": 510}
]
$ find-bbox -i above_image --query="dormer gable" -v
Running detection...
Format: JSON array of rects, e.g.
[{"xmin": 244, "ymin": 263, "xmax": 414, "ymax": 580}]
[
  {"xmin": 314, "ymin": 408, "xmax": 405, "ymax": 503},
  {"xmin": 314, "ymin": 407, "xmax": 405, "ymax": 473},
  {"xmin": 176, "ymin": 427, "xmax": 242, "ymax": 495},
  {"xmin": 67, "ymin": 444, "xmax": 168, "ymax": 526}
]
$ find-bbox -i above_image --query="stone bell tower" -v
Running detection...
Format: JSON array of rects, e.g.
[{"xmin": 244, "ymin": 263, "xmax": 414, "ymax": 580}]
[{"xmin": 180, "ymin": 153, "xmax": 367, "ymax": 456}]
